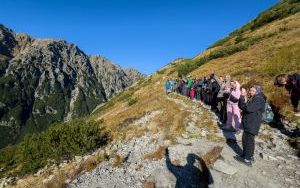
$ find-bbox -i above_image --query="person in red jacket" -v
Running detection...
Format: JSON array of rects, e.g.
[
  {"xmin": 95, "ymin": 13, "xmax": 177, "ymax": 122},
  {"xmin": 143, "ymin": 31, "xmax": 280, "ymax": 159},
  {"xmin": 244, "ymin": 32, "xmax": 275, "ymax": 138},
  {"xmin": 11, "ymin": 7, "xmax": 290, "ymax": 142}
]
[
  {"xmin": 274, "ymin": 73, "xmax": 300, "ymax": 116},
  {"xmin": 190, "ymin": 87, "xmax": 196, "ymax": 100}
]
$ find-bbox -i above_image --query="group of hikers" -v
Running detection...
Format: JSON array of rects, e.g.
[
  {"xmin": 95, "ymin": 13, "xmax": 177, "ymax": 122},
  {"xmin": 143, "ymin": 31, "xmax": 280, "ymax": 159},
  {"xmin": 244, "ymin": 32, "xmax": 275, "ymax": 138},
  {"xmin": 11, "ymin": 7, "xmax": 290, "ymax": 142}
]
[{"xmin": 165, "ymin": 73, "xmax": 300, "ymax": 167}]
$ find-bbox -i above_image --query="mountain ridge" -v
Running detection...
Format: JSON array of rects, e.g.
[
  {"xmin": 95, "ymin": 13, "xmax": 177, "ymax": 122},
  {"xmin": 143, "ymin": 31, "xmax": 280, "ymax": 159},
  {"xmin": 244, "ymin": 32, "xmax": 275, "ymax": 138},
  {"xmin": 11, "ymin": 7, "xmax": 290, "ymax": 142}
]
[
  {"xmin": 0, "ymin": 1, "xmax": 300, "ymax": 187},
  {"xmin": 0, "ymin": 24, "xmax": 145, "ymax": 148}
]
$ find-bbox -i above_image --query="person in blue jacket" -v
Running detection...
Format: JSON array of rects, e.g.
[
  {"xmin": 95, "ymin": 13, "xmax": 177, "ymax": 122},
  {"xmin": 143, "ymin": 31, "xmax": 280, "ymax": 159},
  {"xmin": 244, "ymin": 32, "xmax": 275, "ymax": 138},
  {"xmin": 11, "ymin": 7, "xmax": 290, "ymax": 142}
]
[{"xmin": 165, "ymin": 78, "xmax": 172, "ymax": 95}]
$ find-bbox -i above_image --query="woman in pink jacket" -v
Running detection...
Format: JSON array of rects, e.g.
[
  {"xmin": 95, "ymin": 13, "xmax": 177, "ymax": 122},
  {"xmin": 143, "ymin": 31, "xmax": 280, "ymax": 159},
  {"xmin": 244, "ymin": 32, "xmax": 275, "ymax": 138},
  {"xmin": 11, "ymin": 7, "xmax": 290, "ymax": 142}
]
[
  {"xmin": 226, "ymin": 81, "xmax": 241, "ymax": 132},
  {"xmin": 190, "ymin": 87, "xmax": 196, "ymax": 100}
]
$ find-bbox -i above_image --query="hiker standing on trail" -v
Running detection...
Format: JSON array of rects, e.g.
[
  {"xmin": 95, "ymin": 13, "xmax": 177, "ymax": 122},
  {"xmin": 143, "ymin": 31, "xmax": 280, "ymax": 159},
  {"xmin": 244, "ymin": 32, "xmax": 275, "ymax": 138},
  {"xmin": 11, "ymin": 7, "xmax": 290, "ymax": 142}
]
[
  {"xmin": 235, "ymin": 85, "xmax": 265, "ymax": 166},
  {"xmin": 196, "ymin": 78, "xmax": 203, "ymax": 100},
  {"xmin": 219, "ymin": 75, "xmax": 231, "ymax": 123},
  {"xmin": 178, "ymin": 76, "xmax": 183, "ymax": 94},
  {"xmin": 186, "ymin": 75, "xmax": 193, "ymax": 97},
  {"xmin": 165, "ymin": 79, "xmax": 172, "ymax": 95},
  {"xmin": 274, "ymin": 73, "xmax": 300, "ymax": 116},
  {"xmin": 225, "ymin": 81, "xmax": 241, "ymax": 132},
  {"xmin": 190, "ymin": 87, "xmax": 196, "ymax": 100},
  {"xmin": 209, "ymin": 77, "xmax": 220, "ymax": 112},
  {"xmin": 182, "ymin": 77, "xmax": 188, "ymax": 97},
  {"xmin": 172, "ymin": 79, "xmax": 177, "ymax": 93},
  {"xmin": 217, "ymin": 77, "xmax": 225, "ymax": 119},
  {"xmin": 202, "ymin": 77, "xmax": 209, "ymax": 103}
]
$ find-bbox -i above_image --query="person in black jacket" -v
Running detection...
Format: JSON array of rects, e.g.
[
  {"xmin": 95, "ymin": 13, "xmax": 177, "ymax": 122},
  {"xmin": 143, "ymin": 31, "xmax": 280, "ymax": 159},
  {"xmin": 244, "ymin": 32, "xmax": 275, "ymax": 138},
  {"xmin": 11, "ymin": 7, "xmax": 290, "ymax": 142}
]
[
  {"xmin": 274, "ymin": 73, "xmax": 300, "ymax": 116},
  {"xmin": 208, "ymin": 75, "xmax": 221, "ymax": 112},
  {"xmin": 234, "ymin": 85, "xmax": 265, "ymax": 166}
]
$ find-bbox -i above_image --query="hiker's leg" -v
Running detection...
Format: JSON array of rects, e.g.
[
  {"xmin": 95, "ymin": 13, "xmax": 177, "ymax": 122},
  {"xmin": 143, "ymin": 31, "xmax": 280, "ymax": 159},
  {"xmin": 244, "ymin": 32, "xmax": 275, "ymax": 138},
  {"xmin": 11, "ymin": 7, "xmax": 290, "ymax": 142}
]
[
  {"xmin": 242, "ymin": 131, "xmax": 246, "ymax": 157},
  {"xmin": 244, "ymin": 132, "xmax": 255, "ymax": 161},
  {"xmin": 223, "ymin": 99, "xmax": 228, "ymax": 123},
  {"xmin": 249, "ymin": 134, "xmax": 255, "ymax": 160},
  {"xmin": 205, "ymin": 92, "xmax": 209, "ymax": 104},
  {"xmin": 232, "ymin": 104, "xmax": 241, "ymax": 130},
  {"xmin": 212, "ymin": 93, "xmax": 218, "ymax": 110},
  {"xmin": 226, "ymin": 104, "xmax": 233, "ymax": 127}
]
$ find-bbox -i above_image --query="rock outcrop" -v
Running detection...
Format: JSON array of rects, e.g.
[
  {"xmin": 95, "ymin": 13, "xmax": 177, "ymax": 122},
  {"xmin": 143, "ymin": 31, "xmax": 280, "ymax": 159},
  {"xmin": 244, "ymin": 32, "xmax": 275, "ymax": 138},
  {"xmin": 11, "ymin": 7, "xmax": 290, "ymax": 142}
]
[
  {"xmin": 0, "ymin": 24, "xmax": 145, "ymax": 148},
  {"xmin": 89, "ymin": 56, "xmax": 145, "ymax": 99},
  {"xmin": 124, "ymin": 68, "xmax": 146, "ymax": 85}
]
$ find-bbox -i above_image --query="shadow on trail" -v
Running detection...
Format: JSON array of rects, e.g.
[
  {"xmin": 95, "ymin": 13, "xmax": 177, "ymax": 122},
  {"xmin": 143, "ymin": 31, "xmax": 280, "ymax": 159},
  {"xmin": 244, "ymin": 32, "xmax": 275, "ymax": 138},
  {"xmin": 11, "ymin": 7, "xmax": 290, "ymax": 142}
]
[
  {"xmin": 217, "ymin": 122, "xmax": 243, "ymax": 156},
  {"xmin": 165, "ymin": 148, "xmax": 214, "ymax": 188}
]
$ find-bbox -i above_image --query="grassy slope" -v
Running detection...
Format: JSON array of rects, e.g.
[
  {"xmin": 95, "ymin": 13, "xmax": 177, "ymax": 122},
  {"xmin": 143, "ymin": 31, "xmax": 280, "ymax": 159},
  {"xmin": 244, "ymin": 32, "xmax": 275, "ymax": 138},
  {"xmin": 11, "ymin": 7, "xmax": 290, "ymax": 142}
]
[
  {"xmin": 88, "ymin": 74, "xmax": 192, "ymax": 142},
  {"xmin": 87, "ymin": 6, "xmax": 300, "ymax": 143},
  {"xmin": 3, "ymin": 2, "xmax": 300, "ymax": 187},
  {"xmin": 189, "ymin": 12, "xmax": 300, "ymax": 124}
]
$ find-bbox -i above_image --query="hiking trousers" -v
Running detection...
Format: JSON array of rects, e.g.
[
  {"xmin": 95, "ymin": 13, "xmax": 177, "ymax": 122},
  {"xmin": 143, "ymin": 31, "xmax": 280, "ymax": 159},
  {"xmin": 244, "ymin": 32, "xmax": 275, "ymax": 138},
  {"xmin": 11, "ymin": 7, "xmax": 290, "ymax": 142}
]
[
  {"xmin": 226, "ymin": 103, "xmax": 241, "ymax": 129},
  {"xmin": 211, "ymin": 92, "xmax": 218, "ymax": 110},
  {"xmin": 218, "ymin": 97, "xmax": 227, "ymax": 123},
  {"xmin": 242, "ymin": 131, "xmax": 255, "ymax": 161}
]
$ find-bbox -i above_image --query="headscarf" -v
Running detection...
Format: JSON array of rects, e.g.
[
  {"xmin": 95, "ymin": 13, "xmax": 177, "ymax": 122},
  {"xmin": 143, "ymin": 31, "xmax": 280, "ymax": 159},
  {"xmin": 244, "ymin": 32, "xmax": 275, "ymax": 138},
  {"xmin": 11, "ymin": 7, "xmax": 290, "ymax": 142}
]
[{"xmin": 254, "ymin": 85, "xmax": 262, "ymax": 95}]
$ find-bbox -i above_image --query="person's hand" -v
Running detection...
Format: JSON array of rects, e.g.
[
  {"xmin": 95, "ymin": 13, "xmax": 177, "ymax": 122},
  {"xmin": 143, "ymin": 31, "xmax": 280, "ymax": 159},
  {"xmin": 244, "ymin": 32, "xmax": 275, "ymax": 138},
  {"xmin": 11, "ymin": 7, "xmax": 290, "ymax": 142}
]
[{"xmin": 241, "ymin": 88, "xmax": 247, "ymax": 97}]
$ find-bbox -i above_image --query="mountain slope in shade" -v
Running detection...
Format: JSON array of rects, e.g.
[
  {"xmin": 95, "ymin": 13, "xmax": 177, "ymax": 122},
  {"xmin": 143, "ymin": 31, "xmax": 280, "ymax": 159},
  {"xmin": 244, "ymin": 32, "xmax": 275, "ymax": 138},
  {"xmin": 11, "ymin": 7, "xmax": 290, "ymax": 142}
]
[
  {"xmin": 89, "ymin": 56, "xmax": 146, "ymax": 99},
  {"xmin": 0, "ymin": 24, "xmax": 145, "ymax": 148}
]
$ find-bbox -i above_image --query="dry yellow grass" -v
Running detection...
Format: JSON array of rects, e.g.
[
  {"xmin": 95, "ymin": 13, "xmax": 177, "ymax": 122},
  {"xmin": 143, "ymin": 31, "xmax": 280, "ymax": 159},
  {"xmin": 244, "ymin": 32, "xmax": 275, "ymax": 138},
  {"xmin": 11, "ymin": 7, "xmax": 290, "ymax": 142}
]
[
  {"xmin": 189, "ymin": 13, "xmax": 300, "ymax": 123},
  {"xmin": 9, "ymin": 9, "xmax": 300, "ymax": 188},
  {"xmin": 9, "ymin": 150, "xmax": 110, "ymax": 188},
  {"xmin": 112, "ymin": 153, "xmax": 125, "ymax": 168},
  {"xmin": 144, "ymin": 146, "xmax": 166, "ymax": 161},
  {"xmin": 143, "ymin": 181, "xmax": 156, "ymax": 188},
  {"xmin": 201, "ymin": 146, "xmax": 223, "ymax": 168},
  {"xmin": 10, "ymin": 69, "xmax": 197, "ymax": 187},
  {"xmin": 88, "ymin": 71, "xmax": 195, "ymax": 143},
  {"xmin": 258, "ymin": 133, "xmax": 273, "ymax": 141}
]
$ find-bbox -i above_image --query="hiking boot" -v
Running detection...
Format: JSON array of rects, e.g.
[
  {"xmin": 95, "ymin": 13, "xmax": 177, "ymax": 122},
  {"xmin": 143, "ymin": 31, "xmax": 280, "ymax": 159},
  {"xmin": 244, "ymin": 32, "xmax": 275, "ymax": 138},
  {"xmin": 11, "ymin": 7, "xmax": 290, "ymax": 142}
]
[
  {"xmin": 238, "ymin": 154, "xmax": 255, "ymax": 163},
  {"xmin": 234, "ymin": 155, "xmax": 253, "ymax": 167}
]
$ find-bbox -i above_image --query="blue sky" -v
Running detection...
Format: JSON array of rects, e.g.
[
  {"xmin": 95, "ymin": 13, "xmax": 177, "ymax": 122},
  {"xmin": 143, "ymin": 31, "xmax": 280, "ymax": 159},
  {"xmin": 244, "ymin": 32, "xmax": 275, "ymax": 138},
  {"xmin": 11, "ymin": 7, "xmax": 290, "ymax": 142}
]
[{"xmin": 1, "ymin": 0, "xmax": 279, "ymax": 74}]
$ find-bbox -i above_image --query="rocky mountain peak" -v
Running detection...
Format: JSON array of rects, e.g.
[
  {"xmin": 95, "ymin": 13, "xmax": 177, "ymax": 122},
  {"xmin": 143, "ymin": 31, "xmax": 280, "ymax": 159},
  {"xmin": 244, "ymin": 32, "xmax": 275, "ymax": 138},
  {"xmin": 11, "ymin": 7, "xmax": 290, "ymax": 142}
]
[
  {"xmin": 0, "ymin": 24, "xmax": 17, "ymax": 57},
  {"xmin": 0, "ymin": 24, "xmax": 145, "ymax": 148},
  {"xmin": 124, "ymin": 68, "xmax": 147, "ymax": 84}
]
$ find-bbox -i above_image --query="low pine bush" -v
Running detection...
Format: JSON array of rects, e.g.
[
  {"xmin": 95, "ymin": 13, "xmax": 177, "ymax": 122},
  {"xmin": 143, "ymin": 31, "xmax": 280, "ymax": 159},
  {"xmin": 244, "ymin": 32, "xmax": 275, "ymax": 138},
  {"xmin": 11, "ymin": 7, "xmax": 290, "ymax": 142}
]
[
  {"xmin": 176, "ymin": 59, "xmax": 199, "ymax": 76},
  {"xmin": 0, "ymin": 119, "xmax": 110, "ymax": 176}
]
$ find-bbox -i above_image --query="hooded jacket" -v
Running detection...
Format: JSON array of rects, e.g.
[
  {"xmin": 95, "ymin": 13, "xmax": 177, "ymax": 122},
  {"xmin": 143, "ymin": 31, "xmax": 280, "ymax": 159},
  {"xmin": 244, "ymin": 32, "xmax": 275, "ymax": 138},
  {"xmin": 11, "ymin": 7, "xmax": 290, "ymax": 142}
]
[
  {"xmin": 238, "ymin": 95, "xmax": 266, "ymax": 135},
  {"xmin": 227, "ymin": 81, "xmax": 241, "ymax": 105}
]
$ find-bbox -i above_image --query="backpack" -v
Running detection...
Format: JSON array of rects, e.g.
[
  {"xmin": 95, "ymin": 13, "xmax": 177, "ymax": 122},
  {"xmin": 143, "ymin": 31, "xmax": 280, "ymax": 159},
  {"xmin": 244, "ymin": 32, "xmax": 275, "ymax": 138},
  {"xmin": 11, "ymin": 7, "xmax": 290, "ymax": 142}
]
[{"xmin": 262, "ymin": 102, "xmax": 274, "ymax": 123}]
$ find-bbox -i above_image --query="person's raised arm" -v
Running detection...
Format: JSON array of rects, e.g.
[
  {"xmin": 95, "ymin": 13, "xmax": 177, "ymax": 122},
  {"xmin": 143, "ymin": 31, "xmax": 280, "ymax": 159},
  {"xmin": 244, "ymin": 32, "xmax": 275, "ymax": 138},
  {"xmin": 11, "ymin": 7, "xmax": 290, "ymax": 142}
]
[
  {"xmin": 240, "ymin": 96, "xmax": 264, "ymax": 113},
  {"xmin": 165, "ymin": 148, "xmax": 179, "ymax": 176}
]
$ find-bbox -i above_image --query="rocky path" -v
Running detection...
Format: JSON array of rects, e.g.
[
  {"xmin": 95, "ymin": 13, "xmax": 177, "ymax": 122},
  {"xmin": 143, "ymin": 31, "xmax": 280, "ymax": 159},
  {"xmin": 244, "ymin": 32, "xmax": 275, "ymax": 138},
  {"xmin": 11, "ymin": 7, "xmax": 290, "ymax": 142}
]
[{"xmin": 68, "ymin": 94, "xmax": 300, "ymax": 188}]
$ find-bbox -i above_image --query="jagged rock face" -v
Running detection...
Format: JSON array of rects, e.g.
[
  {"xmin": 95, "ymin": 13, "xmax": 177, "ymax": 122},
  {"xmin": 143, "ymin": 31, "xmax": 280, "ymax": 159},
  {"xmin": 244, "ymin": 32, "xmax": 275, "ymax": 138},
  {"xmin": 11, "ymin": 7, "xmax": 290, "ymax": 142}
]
[
  {"xmin": 90, "ymin": 56, "xmax": 146, "ymax": 99},
  {"xmin": 124, "ymin": 68, "xmax": 146, "ymax": 85},
  {"xmin": 90, "ymin": 56, "xmax": 130, "ymax": 99},
  {"xmin": 0, "ymin": 24, "xmax": 17, "ymax": 57},
  {"xmin": 0, "ymin": 24, "xmax": 145, "ymax": 148}
]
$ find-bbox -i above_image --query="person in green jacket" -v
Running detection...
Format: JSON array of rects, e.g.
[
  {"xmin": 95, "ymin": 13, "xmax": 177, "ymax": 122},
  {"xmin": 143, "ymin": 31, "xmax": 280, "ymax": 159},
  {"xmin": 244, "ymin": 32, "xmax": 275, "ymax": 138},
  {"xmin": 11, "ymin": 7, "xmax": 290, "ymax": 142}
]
[{"xmin": 186, "ymin": 75, "xmax": 193, "ymax": 97}]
